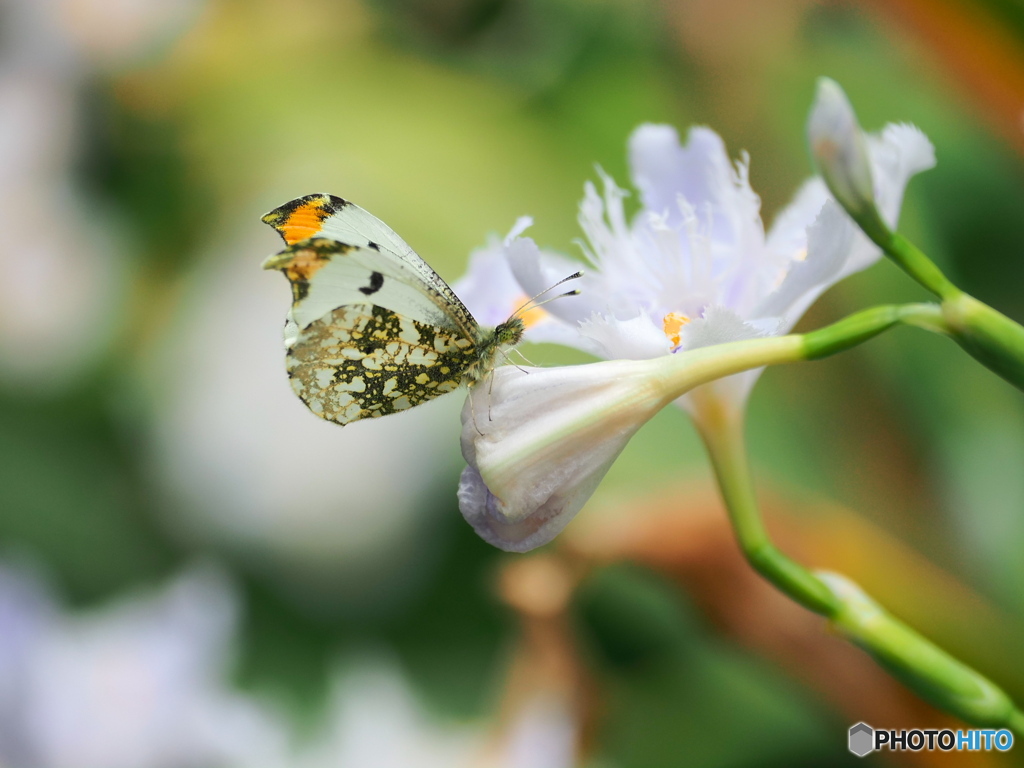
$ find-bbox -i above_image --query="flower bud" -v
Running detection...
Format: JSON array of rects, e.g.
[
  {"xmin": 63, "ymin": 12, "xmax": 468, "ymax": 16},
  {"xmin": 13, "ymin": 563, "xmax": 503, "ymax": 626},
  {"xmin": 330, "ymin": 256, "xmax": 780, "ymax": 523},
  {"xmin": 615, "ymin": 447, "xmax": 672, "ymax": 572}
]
[
  {"xmin": 808, "ymin": 78, "xmax": 886, "ymax": 237},
  {"xmin": 458, "ymin": 360, "xmax": 668, "ymax": 552}
]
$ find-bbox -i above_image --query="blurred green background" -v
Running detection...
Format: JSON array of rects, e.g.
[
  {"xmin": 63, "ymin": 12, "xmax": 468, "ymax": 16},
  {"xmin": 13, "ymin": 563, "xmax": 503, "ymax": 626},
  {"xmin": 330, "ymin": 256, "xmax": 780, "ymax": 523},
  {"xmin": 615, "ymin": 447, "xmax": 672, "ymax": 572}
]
[{"xmin": 3, "ymin": 0, "xmax": 1024, "ymax": 765}]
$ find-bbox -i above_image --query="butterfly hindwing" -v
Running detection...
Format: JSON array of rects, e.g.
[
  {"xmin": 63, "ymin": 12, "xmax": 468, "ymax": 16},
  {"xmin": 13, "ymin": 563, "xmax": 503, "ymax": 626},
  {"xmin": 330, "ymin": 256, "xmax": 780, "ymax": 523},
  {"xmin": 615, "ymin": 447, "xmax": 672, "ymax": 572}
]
[
  {"xmin": 286, "ymin": 303, "xmax": 479, "ymax": 426},
  {"xmin": 262, "ymin": 194, "xmax": 477, "ymax": 338}
]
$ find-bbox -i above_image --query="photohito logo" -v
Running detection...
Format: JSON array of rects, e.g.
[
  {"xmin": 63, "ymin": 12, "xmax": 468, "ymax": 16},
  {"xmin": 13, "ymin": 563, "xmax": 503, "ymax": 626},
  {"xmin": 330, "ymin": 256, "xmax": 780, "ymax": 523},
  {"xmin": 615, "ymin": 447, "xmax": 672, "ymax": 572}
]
[
  {"xmin": 848, "ymin": 723, "xmax": 874, "ymax": 757},
  {"xmin": 848, "ymin": 722, "xmax": 1013, "ymax": 757}
]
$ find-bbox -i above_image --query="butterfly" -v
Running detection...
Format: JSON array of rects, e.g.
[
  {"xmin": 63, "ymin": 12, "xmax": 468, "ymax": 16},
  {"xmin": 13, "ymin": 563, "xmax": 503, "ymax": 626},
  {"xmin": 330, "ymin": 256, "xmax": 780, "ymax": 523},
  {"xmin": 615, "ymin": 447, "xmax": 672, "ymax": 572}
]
[{"xmin": 261, "ymin": 193, "xmax": 527, "ymax": 426}]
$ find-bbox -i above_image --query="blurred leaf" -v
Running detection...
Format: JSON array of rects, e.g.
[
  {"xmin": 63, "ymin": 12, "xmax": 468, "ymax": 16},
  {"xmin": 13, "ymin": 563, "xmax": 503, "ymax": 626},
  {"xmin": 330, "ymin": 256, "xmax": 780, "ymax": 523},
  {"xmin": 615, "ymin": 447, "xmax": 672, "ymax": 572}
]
[
  {"xmin": 78, "ymin": 77, "xmax": 214, "ymax": 271},
  {"xmin": 576, "ymin": 565, "xmax": 858, "ymax": 767},
  {"xmin": 0, "ymin": 387, "xmax": 177, "ymax": 604}
]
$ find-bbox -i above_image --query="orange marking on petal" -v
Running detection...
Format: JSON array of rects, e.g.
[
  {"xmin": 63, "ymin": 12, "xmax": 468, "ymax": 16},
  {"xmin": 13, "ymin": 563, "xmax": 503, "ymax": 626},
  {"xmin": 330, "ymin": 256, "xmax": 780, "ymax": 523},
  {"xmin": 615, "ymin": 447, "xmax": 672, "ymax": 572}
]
[
  {"xmin": 662, "ymin": 312, "xmax": 690, "ymax": 349},
  {"xmin": 277, "ymin": 199, "xmax": 332, "ymax": 244}
]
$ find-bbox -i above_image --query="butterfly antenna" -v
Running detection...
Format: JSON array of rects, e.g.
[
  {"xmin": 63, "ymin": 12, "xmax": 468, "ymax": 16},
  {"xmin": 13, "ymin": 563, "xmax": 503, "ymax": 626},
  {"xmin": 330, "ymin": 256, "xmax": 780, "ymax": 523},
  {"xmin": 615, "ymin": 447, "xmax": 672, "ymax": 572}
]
[
  {"xmin": 511, "ymin": 271, "xmax": 583, "ymax": 318},
  {"xmin": 521, "ymin": 289, "xmax": 581, "ymax": 315}
]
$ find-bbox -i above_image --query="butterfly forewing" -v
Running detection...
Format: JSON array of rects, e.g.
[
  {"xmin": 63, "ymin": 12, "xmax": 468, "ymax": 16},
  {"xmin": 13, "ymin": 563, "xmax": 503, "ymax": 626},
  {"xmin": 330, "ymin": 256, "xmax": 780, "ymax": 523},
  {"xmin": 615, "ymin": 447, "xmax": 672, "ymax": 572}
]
[
  {"xmin": 264, "ymin": 238, "xmax": 459, "ymax": 345},
  {"xmin": 286, "ymin": 303, "xmax": 479, "ymax": 425},
  {"xmin": 262, "ymin": 194, "xmax": 477, "ymax": 338}
]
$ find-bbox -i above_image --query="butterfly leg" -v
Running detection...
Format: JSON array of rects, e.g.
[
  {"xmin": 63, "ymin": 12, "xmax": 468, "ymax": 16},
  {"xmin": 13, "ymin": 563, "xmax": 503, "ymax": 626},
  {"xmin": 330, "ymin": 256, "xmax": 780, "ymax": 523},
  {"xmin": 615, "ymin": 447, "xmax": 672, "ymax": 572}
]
[
  {"xmin": 467, "ymin": 383, "xmax": 484, "ymax": 436},
  {"xmin": 486, "ymin": 368, "xmax": 497, "ymax": 423},
  {"xmin": 497, "ymin": 348, "xmax": 530, "ymax": 375}
]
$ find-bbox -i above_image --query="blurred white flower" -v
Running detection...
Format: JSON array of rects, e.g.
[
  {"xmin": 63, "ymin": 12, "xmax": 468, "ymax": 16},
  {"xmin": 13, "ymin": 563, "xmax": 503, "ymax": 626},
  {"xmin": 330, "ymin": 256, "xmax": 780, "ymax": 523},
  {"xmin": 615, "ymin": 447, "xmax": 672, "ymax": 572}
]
[
  {"xmin": 150, "ymin": 234, "xmax": 463, "ymax": 611},
  {"xmin": 0, "ymin": 561, "xmax": 289, "ymax": 768},
  {"xmin": 498, "ymin": 692, "xmax": 577, "ymax": 768},
  {"xmin": 0, "ymin": 561, "xmax": 56, "ymax": 767},
  {"xmin": 0, "ymin": 63, "xmax": 120, "ymax": 386},
  {"xmin": 289, "ymin": 657, "xmax": 576, "ymax": 768},
  {"xmin": 294, "ymin": 659, "xmax": 482, "ymax": 768},
  {"xmin": 0, "ymin": 561, "xmax": 577, "ymax": 768},
  {"xmin": 0, "ymin": 0, "xmax": 203, "ymax": 387},
  {"xmin": 462, "ymin": 118, "xmax": 934, "ymax": 410}
]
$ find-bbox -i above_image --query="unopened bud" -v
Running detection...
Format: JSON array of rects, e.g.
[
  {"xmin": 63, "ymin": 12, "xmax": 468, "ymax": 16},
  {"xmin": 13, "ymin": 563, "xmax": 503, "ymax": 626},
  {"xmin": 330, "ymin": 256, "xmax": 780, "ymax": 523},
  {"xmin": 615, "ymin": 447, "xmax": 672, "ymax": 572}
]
[{"xmin": 808, "ymin": 79, "xmax": 885, "ymax": 237}]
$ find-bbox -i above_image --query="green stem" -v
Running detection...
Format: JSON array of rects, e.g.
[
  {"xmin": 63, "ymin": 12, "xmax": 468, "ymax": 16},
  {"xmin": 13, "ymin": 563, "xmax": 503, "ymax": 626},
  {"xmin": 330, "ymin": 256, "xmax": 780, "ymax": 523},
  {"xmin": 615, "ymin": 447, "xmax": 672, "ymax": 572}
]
[
  {"xmin": 842, "ymin": 195, "xmax": 959, "ymax": 300},
  {"xmin": 657, "ymin": 302, "xmax": 948, "ymax": 400},
  {"xmin": 819, "ymin": 571, "xmax": 1024, "ymax": 732},
  {"xmin": 490, "ymin": 303, "xmax": 948, "ymax": 490},
  {"xmin": 870, "ymin": 226, "xmax": 960, "ymax": 301},
  {"xmin": 942, "ymin": 292, "xmax": 1024, "ymax": 392},
  {"xmin": 692, "ymin": 384, "xmax": 1024, "ymax": 733},
  {"xmin": 801, "ymin": 302, "xmax": 946, "ymax": 360},
  {"xmin": 811, "ymin": 75, "xmax": 1024, "ymax": 389},
  {"xmin": 693, "ymin": 392, "xmax": 839, "ymax": 615},
  {"xmin": 855, "ymin": 215, "xmax": 1024, "ymax": 391}
]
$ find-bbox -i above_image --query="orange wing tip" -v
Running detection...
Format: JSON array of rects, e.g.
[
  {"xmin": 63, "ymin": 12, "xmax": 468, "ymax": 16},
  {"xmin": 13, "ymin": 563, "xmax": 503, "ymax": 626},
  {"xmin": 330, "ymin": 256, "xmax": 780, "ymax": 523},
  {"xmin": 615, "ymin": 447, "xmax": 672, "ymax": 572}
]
[{"xmin": 261, "ymin": 193, "xmax": 351, "ymax": 244}]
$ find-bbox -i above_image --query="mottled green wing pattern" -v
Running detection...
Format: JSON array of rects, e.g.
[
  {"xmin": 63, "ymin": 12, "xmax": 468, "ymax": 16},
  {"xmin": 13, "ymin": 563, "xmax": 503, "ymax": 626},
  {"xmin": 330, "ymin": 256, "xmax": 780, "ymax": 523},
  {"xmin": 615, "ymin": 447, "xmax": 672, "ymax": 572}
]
[{"xmin": 286, "ymin": 303, "xmax": 480, "ymax": 425}]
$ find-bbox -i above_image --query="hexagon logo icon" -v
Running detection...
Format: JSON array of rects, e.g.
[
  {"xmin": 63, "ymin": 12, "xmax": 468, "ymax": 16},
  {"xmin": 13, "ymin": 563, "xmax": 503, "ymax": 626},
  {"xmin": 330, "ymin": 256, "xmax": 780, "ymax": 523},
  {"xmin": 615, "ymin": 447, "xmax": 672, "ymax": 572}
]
[{"xmin": 848, "ymin": 722, "xmax": 874, "ymax": 757}]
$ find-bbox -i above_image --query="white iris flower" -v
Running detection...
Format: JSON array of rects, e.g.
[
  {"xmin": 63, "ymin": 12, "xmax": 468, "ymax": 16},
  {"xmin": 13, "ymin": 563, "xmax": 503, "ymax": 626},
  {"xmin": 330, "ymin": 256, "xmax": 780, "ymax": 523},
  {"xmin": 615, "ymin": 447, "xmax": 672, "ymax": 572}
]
[{"xmin": 456, "ymin": 115, "xmax": 935, "ymax": 552}]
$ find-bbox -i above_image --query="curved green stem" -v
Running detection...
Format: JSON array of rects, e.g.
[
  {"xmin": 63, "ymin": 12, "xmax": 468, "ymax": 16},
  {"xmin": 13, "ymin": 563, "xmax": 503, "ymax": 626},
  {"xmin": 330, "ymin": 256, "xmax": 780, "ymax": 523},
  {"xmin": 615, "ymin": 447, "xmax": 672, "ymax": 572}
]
[
  {"xmin": 875, "ymin": 228, "xmax": 960, "ymax": 301},
  {"xmin": 691, "ymin": 386, "xmax": 1024, "ymax": 734},
  {"xmin": 856, "ymin": 215, "xmax": 1024, "ymax": 392},
  {"xmin": 800, "ymin": 302, "xmax": 947, "ymax": 360},
  {"xmin": 818, "ymin": 570, "xmax": 1024, "ymax": 730},
  {"xmin": 692, "ymin": 390, "xmax": 839, "ymax": 615}
]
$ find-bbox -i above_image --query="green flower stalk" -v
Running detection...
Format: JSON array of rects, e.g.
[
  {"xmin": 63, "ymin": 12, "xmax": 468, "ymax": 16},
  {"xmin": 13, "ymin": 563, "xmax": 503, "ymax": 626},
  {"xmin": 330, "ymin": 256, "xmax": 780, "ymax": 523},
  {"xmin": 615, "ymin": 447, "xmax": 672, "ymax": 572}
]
[
  {"xmin": 692, "ymin": 361, "xmax": 1024, "ymax": 734},
  {"xmin": 819, "ymin": 572, "xmax": 1024, "ymax": 729},
  {"xmin": 937, "ymin": 289, "xmax": 1024, "ymax": 391},
  {"xmin": 809, "ymin": 77, "xmax": 1024, "ymax": 391}
]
